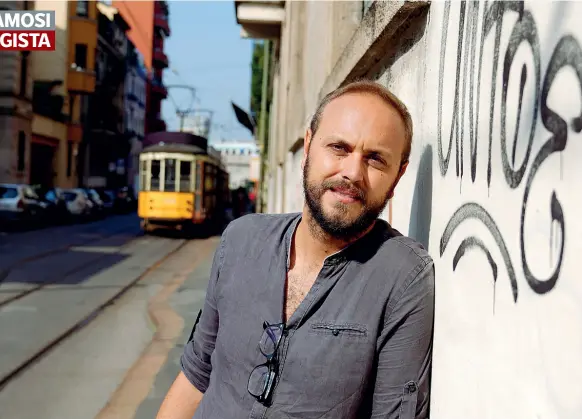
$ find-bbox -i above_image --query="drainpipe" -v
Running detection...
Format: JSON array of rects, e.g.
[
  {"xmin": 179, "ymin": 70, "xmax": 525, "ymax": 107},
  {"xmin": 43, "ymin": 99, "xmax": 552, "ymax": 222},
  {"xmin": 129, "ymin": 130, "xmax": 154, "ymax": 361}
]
[{"xmin": 258, "ymin": 40, "xmax": 270, "ymax": 213}]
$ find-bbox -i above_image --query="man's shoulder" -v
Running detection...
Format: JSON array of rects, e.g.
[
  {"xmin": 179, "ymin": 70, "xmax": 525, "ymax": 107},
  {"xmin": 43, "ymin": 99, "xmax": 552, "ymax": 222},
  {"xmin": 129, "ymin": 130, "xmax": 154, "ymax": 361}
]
[
  {"xmin": 374, "ymin": 220, "xmax": 434, "ymax": 275},
  {"xmin": 368, "ymin": 223, "xmax": 435, "ymax": 304},
  {"xmin": 221, "ymin": 212, "xmax": 300, "ymax": 246}
]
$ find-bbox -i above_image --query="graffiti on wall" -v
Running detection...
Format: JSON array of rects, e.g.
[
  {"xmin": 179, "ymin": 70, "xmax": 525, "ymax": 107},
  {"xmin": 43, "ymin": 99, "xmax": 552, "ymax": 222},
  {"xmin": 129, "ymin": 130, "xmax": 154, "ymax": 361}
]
[{"xmin": 436, "ymin": 0, "xmax": 582, "ymax": 309}]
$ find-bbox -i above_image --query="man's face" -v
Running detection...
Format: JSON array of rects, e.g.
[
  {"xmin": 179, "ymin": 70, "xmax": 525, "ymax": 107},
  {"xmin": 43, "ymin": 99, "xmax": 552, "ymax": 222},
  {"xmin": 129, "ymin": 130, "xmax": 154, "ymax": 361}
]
[{"xmin": 302, "ymin": 92, "xmax": 408, "ymax": 241}]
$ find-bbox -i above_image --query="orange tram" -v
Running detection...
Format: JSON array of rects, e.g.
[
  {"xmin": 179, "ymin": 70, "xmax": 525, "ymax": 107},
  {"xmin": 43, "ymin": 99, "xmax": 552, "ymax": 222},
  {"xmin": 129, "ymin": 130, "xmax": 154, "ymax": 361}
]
[{"xmin": 137, "ymin": 131, "xmax": 230, "ymax": 235}]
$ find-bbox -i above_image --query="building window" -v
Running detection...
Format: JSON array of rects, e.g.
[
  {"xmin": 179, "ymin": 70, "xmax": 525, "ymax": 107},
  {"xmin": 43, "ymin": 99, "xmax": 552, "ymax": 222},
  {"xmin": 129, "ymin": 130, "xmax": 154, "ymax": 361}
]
[
  {"xmin": 67, "ymin": 142, "xmax": 73, "ymax": 177},
  {"xmin": 17, "ymin": 132, "xmax": 25, "ymax": 172},
  {"xmin": 76, "ymin": 0, "xmax": 89, "ymax": 17},
  {"xmin": 74, "ymin": 44, "xmax": 87, "ymax": 69},
  {"xmin": 363, "ymin": 0, "xmax": 373, "ymax": 16},
  {"xmin": 19, "ymin": 52, "xmax": 28, "ymax": 97}
]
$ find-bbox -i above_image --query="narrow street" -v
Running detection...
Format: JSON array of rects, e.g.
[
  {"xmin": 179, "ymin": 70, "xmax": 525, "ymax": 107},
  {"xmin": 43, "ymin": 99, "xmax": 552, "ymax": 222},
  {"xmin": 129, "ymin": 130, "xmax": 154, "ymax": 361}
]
[{"xmin": 0, "ymin": 214, "xmax": 218, "ymax": 419}]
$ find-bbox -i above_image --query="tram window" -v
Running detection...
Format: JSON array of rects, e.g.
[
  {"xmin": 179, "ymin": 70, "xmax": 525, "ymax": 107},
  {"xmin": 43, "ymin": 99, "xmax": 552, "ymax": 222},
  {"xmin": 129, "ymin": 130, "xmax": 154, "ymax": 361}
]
[
  {"xmin": 151, "ymin": 160, "xmax": 161, "ymax": 191},
  {"xmin": 179, "ymin": 161, "xmax": 191, "ymax": 192},
  {"xmin": 165, "ymin": 159, "xmax": 177, "ymax": 192},
  {"xmin": 139, "ymin": 160, "xmax": 148, "ymax": 191}
]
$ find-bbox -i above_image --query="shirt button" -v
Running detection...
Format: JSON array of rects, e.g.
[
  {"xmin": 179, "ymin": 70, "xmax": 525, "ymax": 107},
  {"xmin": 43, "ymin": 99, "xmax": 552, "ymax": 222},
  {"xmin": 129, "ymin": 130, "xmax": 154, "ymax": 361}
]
[{"xmin": 332, "ymin": 329, "xmax": 339, "ymax": 336}]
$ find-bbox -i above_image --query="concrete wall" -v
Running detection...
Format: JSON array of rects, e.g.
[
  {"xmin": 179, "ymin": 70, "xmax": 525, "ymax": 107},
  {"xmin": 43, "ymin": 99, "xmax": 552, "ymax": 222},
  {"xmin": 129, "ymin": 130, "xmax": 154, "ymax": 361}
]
[{"xmin": 265, "ymin": 1, "xmax": 582, "ymax": 417}]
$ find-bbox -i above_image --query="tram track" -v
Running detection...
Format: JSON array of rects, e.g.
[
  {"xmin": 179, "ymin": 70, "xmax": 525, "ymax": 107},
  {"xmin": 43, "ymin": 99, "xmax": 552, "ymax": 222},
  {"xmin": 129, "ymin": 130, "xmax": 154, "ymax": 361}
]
[
  {"xmin": 0, "ymin": 237, "xmax": 188, "ymax": 391},
  {"xmin": 0, "ymin": 226, "xmax": 142, "ymax": 309},
  {"xmin": 0, "ymin": 217, "xmax": 140, "ymax": 285}
]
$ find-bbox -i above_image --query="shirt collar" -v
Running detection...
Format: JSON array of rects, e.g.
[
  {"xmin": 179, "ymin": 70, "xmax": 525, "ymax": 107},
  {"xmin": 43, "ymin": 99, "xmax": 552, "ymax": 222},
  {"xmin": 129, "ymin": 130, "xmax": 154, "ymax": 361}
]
[{"xmin": 284, "ymin": 213, "xmax": 388, "ymax": 269}]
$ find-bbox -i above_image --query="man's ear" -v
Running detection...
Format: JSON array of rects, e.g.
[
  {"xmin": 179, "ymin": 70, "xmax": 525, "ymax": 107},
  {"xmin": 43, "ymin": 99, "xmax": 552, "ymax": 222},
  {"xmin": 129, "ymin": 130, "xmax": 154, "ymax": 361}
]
[
  {"xmin": 388, "ymin": 160, "xmax": 409, "ymax": 200},
  {"xmin": 301, "ymin": 128, "xmax": 312, "ymax": 170}
]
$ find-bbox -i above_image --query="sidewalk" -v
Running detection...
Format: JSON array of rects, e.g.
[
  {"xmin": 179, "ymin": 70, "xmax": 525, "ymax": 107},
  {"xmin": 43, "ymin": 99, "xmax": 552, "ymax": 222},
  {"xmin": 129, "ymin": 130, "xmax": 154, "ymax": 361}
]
[{"xmin": 133, "ymin": 241, "xmax": 216, "ymax": 418}]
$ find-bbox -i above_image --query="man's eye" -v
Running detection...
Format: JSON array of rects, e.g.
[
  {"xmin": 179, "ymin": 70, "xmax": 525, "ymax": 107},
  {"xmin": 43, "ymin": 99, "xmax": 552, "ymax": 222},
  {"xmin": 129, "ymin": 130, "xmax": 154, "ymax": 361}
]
[{"xmin": 368, "ymin": 155, "xmax": 387, "ymax": 167}]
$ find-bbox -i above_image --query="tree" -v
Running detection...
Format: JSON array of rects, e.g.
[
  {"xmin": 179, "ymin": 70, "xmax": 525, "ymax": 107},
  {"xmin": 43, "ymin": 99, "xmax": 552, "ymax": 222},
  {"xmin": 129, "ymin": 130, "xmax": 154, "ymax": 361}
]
[{"xmin": 250, "ymin": 41, "xmax": 264, "ymax": 121}]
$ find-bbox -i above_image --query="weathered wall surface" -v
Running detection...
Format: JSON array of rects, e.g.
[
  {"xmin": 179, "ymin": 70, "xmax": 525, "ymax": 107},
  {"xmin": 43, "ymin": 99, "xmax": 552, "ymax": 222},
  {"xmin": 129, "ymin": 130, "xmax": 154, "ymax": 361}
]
[
  {"xmin": 383, "ymin": 3, "xmax": 582, "ymax": 418},
  {"xmin": 266, "ymin": 1, "xmax": 582, "ymax": 417}
]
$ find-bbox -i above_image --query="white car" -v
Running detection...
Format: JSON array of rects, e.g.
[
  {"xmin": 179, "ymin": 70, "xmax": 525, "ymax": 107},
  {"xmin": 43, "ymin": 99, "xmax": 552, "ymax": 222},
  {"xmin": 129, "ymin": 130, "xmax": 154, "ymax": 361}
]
[
  {"xmin": 0, "ymin": 183, "xmax": 47, "ymax": 227},
  {"xmin": 62, "ymin": 188, "xmax": 92, "ymax": 219}
]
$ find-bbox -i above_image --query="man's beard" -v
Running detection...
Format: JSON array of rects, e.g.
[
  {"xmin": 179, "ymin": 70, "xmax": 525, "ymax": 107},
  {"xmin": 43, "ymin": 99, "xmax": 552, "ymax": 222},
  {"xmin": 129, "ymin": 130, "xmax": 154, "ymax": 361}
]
[{"xmin": 302, "ymin": 154, "xmax": 390, "ymax": 241}]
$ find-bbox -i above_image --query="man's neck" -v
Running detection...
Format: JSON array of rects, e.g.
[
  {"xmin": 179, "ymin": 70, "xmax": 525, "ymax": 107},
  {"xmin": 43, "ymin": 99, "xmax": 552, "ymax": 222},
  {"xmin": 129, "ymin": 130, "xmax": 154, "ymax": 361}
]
[{"xmin": 293, "ymin": 209, "xmax": 375, "ymax": 268}]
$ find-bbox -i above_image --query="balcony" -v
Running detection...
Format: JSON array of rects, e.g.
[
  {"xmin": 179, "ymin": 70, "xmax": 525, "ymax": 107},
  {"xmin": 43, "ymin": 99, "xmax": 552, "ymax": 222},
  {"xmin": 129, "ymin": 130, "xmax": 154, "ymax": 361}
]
[
  {"xmin": 154, "ymin": 14, "xmax": 170, "ymax": 37},
  {"xmin": 153, "ymin": 48, "xmax": 169, "ymax": 69},
  {"xmin": 68, "ymin": 65, "xmax": 96, "ymax": 93},
  {"xmin": 32, "ymin": 81, "xmax": 67, "ymax": 123},
  {"xmin": 234, "ymin": 1, "xmax": 285, "ymax": 39},
  {"xmin": 150, "ymin": 77, "xmax": 168, "ymax": 99},
  {"xmin": 157, "ymin": 0, "xmax": 169, "ymax": 17}
]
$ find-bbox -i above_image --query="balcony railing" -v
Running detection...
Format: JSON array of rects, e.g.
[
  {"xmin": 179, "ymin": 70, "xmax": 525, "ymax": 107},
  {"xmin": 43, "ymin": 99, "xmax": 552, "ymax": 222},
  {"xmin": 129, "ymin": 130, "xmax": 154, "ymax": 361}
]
[
  {"xmin": 153, "ymin": 48, "xmax": 169, "ymax": 69},
  {"xmin": 154, "ymin": 14, "xmax": 170, "ymax": 36},
  {"xmin": 150, "ymin": 76, "xmax": 168, "ymax": 98}
]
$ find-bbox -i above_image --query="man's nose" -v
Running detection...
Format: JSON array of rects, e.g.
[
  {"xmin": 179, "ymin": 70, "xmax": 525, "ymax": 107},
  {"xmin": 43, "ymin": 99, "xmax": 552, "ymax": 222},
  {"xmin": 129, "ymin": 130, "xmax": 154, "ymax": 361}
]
[{"xmin": 340, "ymin": 153, "xmax": 364, "ymax": 183}]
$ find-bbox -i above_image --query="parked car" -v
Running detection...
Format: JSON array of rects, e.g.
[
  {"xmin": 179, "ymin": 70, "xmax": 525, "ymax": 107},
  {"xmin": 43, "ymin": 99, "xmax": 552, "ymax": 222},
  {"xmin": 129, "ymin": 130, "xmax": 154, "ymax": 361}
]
[
  {"xmin": 114, "ymin": 186, "xmax": 136, "ymax": 214},
  {"xmin": 33, "ymin": 186, "xmax": 70, "ymax": 225},
  {"xmin": 83, "ymin": 188, "xmax": 106, "ymax": 219},
  {"xmin": 95, "ymin": 189, "xmax": 115, "ymax": 214},
  {"xmin": 0, "ymin": 183, "xmax": 47, "ymax": 230},
  {"xmin": 62, "ymin": 188, "xmax": 92, "ymax": 222}
]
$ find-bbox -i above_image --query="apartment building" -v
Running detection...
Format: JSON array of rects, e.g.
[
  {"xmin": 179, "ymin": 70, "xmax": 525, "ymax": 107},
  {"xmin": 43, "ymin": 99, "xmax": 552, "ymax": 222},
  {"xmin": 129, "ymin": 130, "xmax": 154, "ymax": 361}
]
[
  {"xmin": 66, "ymin": 0, "xmax": 98, "ymax": 187},
  {"xmin": 0, "ymin": 1, "xmax": 34, "ymax": 184},
  {"xmin": 29, "ymin": 1, "xmax": 71, "ymax": 188},
  {"xmin": 113, "ymin": 0, "xmax": 170, "ymax": 134}
]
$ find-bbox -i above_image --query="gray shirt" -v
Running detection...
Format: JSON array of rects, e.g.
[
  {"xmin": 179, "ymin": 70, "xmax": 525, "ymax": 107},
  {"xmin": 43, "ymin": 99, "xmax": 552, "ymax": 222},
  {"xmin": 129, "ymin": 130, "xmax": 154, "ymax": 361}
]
[{"xmin": 181, "ymin": 212, "xmax": 435, "ymax": 419}]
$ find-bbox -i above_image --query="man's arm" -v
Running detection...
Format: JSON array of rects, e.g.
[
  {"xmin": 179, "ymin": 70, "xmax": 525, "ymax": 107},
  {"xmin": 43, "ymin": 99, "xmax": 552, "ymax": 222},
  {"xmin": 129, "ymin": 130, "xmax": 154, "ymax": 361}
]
[
  {"xmin": 156, "ymin": 229, "xmax": 227, "ymax": 419},
  {"xmin": 156, "ymin": 372, "xmax": 204, "ymax": 419},
  {"xmin": 370, "ymin": 259, "xmax": 435, "ymax": 419}
]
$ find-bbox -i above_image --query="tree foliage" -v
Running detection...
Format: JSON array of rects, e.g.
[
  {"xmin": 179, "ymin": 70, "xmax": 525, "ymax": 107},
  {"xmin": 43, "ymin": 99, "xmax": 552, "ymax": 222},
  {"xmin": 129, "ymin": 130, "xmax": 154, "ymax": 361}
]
[
  {"xmin": 250, "ymin": 40, "xmax": 272, "ymax": 138},
  {"xmin": 250, "ymin": 41, "xmax": 264, "ymax": 120}
]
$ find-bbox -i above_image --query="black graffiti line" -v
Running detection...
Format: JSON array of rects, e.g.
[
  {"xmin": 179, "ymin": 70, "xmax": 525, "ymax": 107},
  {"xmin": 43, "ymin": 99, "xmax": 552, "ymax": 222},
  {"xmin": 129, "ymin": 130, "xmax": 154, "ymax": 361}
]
[
  {"xmin": 500, "ymin": 9, "xmax": 540, "ymax": 189},
  {"xmin": 438, "ymin": 1, "xmax": 533, "ymax": 189},
  {"xmin": 452, "ymin": 236, "xmax": 499, "ymax": 313},
  {"xmin": 440, "ymin": 202, "xmax": 518, "ymax": 303},
  {"xmin": 466, "ymin": 1, "xmax": 479, "ymax": 184},
  {"xmin": 483, "ymin": 2, "xmax": 525, "ymax": 189},
  {"xmin": 437, "ymin": 0, "xmax": 454, "ymax": 177},
  {"xmin": 520, "ymin": 35, "xmax": 582, "ymax": 295}
]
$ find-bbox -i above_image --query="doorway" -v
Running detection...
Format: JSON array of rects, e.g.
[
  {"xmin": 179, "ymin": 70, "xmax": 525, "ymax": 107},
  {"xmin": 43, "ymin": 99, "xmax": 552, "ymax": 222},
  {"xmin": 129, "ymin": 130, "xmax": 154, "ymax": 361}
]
[{"xmin": 30, "ymin": 139, "xmax": 57, "ymax": 187}]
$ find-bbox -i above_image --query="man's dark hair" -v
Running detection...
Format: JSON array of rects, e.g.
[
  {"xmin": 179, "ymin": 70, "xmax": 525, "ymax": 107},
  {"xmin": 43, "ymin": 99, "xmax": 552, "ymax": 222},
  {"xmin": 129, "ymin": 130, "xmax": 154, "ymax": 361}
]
[{"xmin": 309, "ymin": 79, "xmax": 414, "ymax": 163}]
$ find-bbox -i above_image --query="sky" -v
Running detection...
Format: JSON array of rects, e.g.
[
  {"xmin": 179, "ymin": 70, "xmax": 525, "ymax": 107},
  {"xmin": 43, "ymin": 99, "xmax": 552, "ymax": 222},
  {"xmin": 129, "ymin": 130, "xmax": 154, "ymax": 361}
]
[{"xmin": 161, "ymin": 1, "xmax": 255, "ymax": 144}]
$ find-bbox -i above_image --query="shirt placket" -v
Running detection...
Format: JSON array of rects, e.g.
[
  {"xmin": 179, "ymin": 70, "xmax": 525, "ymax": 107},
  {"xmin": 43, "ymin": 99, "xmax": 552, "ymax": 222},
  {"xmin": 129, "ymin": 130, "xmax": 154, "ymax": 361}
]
[{"xmin": 260, "ymin": 257, "xmax": 347, "ymax": 418}]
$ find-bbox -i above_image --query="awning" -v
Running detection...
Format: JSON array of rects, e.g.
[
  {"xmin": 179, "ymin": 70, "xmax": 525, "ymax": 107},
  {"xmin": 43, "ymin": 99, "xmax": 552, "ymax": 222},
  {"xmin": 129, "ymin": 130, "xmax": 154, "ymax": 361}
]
[{"xmin": 231, "ymin": 101, "xmax": 256, "ymax": 135}]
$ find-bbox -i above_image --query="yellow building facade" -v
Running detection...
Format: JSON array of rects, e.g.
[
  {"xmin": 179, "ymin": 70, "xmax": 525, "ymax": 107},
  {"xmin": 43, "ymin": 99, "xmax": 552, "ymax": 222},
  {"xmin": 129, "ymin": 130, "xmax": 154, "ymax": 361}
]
[{"xmin": 67, "ymin": 0, "xmax": 98, "ymax": 185}]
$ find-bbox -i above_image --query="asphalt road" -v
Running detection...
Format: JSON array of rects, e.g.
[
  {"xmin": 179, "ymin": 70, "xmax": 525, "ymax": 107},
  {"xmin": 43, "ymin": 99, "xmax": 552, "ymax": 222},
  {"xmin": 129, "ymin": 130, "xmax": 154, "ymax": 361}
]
[{"xmin": 0, "ymin": 213, "xmax": 218, "ymax": 419}]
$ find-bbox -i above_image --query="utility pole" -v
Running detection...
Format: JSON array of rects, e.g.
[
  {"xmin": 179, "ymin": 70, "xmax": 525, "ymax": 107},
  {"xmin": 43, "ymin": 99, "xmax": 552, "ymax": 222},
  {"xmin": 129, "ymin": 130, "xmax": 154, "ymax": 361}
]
[
  {"xmin": 165, "ymin": 85, "xmax": 196, "ymax": 132},
  {"xmin": 177, "ymin": 109, "xmax": 214, "ymax": 137}
]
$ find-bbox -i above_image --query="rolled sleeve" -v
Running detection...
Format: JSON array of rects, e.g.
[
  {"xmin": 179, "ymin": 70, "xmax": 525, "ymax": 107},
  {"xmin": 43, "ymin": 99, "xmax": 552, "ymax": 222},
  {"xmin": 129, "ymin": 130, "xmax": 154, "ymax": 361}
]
[
  {"xmin": 180, "ymin": 228, "xmax": 227, "ymax": 393},
  {"xmin": 370, "ymin": 259, "xmax": 436, "ymax": 419}
]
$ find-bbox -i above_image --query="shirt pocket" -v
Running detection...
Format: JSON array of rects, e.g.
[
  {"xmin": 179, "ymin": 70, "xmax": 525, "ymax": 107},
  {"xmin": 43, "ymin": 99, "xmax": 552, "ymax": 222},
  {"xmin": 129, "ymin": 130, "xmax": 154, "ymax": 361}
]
[
  {"xmin": 308, "ymin": 322, "xmax": 368, "ymax": 339},
  {"xmin": 398, "ymin": 381, "xmax": 419, "ymax": 419}
]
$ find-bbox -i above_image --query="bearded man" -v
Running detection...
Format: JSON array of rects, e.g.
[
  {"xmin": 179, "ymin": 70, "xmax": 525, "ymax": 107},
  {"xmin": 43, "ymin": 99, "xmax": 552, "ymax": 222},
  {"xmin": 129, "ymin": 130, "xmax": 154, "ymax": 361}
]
[{"xmin": 157, "ymin": 80, "xmax": 435, "ymax": 419}]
